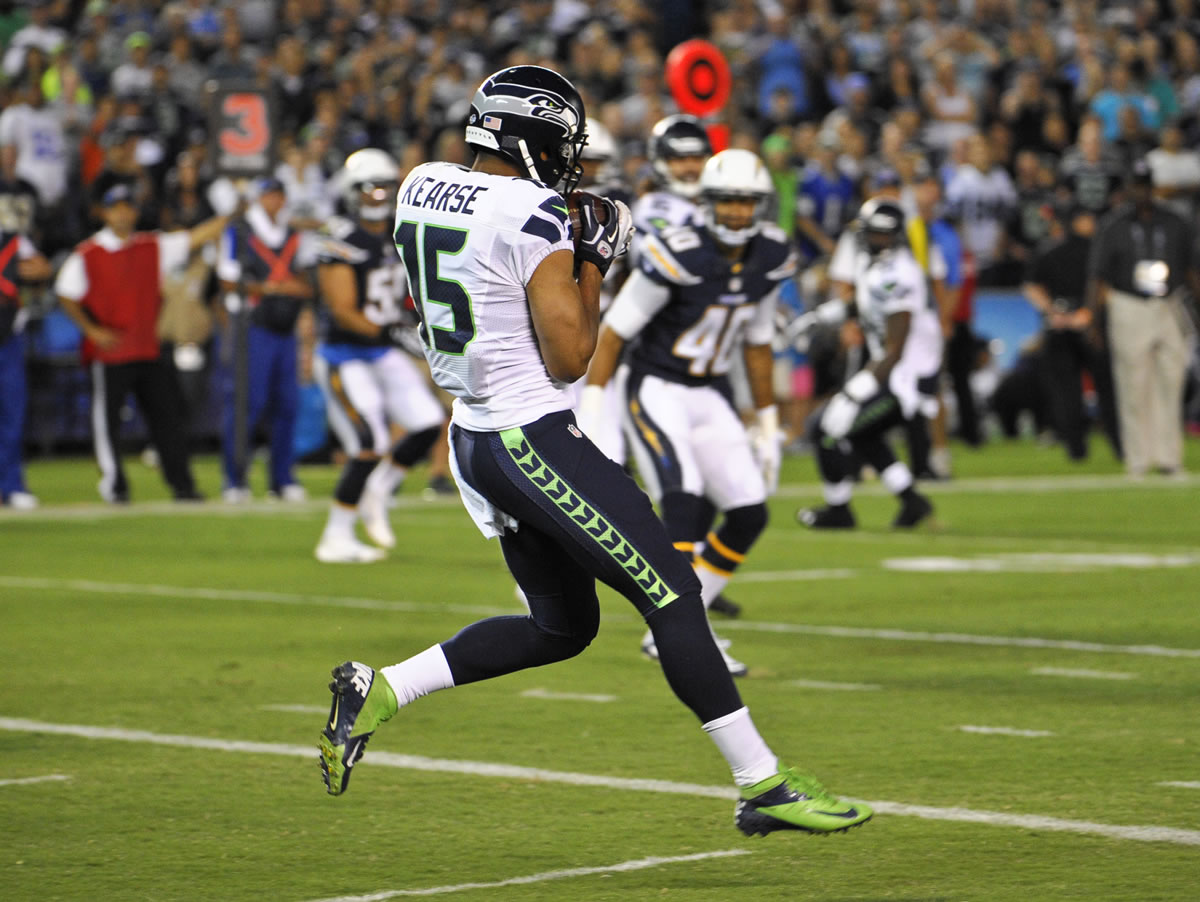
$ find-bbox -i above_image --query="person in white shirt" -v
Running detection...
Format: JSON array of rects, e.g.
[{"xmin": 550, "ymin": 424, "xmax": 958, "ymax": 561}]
[
  {"xmin": 944, "ymin": 133, "xmax": 1016, "ymax": 276},
  {"xmin": 0, "ymin": 74, "xmax": 68, "ymax": 211},
  {"xmin": 1146, "ymin": 123, "xmax": 1200, "ymax": 218},
  {"xmin": 1, "ymin": 0, "xmax": 66, "ymax": 80},
  {"xmin": 315, "ymin": 65, "xmax": 874, "ymax": 840}
]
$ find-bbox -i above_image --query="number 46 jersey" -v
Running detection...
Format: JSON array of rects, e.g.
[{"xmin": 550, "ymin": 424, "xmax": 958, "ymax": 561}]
[{"xmin": 606, "ymin": 220, "xmax": 798, "ymax": 388}]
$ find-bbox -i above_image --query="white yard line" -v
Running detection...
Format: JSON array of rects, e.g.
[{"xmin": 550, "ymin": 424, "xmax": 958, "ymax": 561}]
[
  {"xmin": 883, "ymin": 553, "xmax": 1200, "ymax": 573},
  {"xmin": 520, "ymin": 688, "xmax": 617, "ymax": 703},
  {"xmin": 1158, "ymin": 781, "xmax": 1200, "ymax": 790},
  {"xmin": 0, "ymin": 576, "xmax": 513, "ymax": 619},
  {"xmin": 1031, "ymin": 667, "xmax": 1137, "ymax": 681},
  {"xmin": 0, "ymin": 774, "xmax": 71, "ymax": 787},
  {"xmin": 716, "ymin": 619, "xmax": 1200, "ymax": 659},
  {"xmin": 733, "ymin": 568, "xmax": 855, "ymax": 582},
  {"xmin": 301, "ymin": 850, "xmax": 752, "ymax": 902},
  {"xmin": 7, "ymin": 575, "xmax": 1199, "ymax": 660},
  {"xmin": 958, "ymin": 725, "xmax": 1054, "ymax": 738},
  {"xmin": 776, "ymin": 473, "xmax": 1199, "ymax": 498},
  {"xmin": 789, "ymin": 679, "xmax": 882, "ymax": 691},
  {"xmin": 2, "ymin": 717, "xmax": 1198, "ymax": 847}
]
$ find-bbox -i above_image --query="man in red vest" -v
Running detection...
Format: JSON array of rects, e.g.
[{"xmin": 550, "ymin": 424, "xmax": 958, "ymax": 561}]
[{"xmin": 55, "ymin": 181, "xmax": 234, "ymax": 503}]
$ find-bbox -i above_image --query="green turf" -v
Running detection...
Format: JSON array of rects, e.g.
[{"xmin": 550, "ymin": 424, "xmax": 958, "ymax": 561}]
[{"xmin": 2, "ymin": 439, "xmax": 1199, "ymax": 901}]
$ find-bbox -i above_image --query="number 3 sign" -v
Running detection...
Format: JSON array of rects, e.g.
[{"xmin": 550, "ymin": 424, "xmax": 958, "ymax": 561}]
[{"xmin": 206, "ymin": 80, "xmax": 277, "ymax": 178}]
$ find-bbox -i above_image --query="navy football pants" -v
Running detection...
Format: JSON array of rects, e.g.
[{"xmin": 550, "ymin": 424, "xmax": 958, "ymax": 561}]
[{"xmin": 445, "ymin": 410, "xmax": 743, "ymax": 724}]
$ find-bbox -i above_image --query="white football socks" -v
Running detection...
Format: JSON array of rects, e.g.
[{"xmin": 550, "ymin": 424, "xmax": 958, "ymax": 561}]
[
  {"xmin": 381, "ymin": 645, "xmax": 456, "ymax": 708},
  {"xmin": 323, "ymin": 503, "xmax": 358, "ymax": 539},
  {"xmin": 702, "ymin": 706, "xmax": 779, "ymax": 787},
  {"xmin": 695, "ymin": 561, "xmax": 730, "ymax": 610},
  {"xmin": 366, "ymin": 460, "xmax": 406, "ymax": 498}
]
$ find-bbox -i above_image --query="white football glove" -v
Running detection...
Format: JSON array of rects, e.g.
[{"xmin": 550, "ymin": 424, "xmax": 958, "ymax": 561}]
[
  {"xmin": 748, "ymin": 405, "xmax": 782, "ymax": 494},
  {"xmin": 576, "ymin": 197, "xmax": 633, "ymax": 276},
  {"xmin": 575, "ymin": 383, "xmax": 606, "ymax": 440},
  {"xmin": 820, "ymin": 369, "xmax": 880, "ymax": 441}
]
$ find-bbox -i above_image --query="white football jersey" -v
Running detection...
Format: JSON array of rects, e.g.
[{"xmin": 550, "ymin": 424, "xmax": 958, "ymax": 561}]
[
  {"xmin": 630, "ymin": 190, "xmax": 698, "ymax": 264},
  {"xmin": 855, "ymin": 247, "xmax": 943, "ymax": 415},
  {"xmin": 393, "ymin": 161, "xmax": 575, "ymax": 431}
]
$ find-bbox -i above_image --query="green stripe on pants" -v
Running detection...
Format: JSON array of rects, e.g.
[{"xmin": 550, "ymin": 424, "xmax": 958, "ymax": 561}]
[{"xmin": 500, "ymin": 426, "xmax": 679, "ymax": 609}]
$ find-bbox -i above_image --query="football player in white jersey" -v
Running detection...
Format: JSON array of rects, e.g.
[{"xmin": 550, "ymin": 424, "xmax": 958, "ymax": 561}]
[
  {"xmin": 317, "ymin": 65, "xmax": 872, "ymax": 838},
  {"xmin": 583, "ymin": 149, "xmax": 795, "ymax": 676},
  {"xmin": 312, "ymin": 149, "xmax": 447, "ymax": 563},
  {"xmin": 792, "ymin": 198, "xmax": 940, "ymax": 529}
]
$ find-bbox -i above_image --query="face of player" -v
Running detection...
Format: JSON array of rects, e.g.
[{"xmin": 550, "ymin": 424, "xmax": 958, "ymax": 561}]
[
  {"xmin": 665, "ymin": 154, "xmax": 706, "ymax": 187},
  {"xmin": 358, "ymin": 183, "xmax": 397, "ymax": 226},
  {"xmin": 710, "ymin": 195, "xmax": 758, "ymax": 233}
]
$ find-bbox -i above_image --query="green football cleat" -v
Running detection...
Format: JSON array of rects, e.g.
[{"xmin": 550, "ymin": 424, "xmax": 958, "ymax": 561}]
[
  {"xmin": 735, "ymin": 766, "xmax": 873, "ymax": 836},
  {"xmin": 319, "ymin": 661, "xmax": 398, "ymax": 796}
]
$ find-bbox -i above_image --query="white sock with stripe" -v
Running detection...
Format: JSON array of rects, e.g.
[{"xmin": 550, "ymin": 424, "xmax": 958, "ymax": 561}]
[{"xmin": 702, "ymin": 706, "xmax": 779, "ymax": 788}]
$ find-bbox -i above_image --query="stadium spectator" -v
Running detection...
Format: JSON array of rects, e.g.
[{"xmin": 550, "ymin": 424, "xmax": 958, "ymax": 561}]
[
  {"xmin": 1059, "ymin": 117, "xmax": 1124, "ymax": 214},
  {"xmin": 54, "ymin": 180, "xmax": 233, "ymax": 503},
  {"xmin": 944, "ymin": 134, "xmax": 1016, "ymax": 284},
  {"xmin": 2, "ymin": 0, "xmax": 65, "ymax": 81},
  {"xmin": 0, "ymin": 72, "xmax": 69, "ymax": 246},
  {"xmin": 1090, "ymin": 63, "xmax": 1160, "ymax": 143},
  {"xmin": 795, "ymin": 130, "xmax": 856, "ymax": 261},
  {"xmin": 1146, "ymin": 122, "xmax": 1200, "ymax": 217},
  {"xmin": 1088, "ymin": 160, "xmax": 1200, "ymax": 478},
  {"xmin": 109, "ymin": 31, "xmax": 154, "ymax": 100},
  {"xmin": 920, "ymin": 51, "xmax": 978, "ymax": 155},
  {"xmin": 1007, "ymin": 149, "xmax": 1058, "ymax": 270}
]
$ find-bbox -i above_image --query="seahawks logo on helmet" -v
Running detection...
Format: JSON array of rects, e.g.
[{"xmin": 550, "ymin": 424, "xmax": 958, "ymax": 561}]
[{"xmin": 465, "ymin": 66, "xmax": 587, "ymax": 194}]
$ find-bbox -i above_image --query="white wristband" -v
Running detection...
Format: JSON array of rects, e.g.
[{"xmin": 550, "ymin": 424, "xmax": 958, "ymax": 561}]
[
  {"xmin": 579, "ymin": 383, "xmax": 605, "ymax": 417},
  {"xmin": 755, "ymin": 404, "xmax": 779, "ymax": 439},
  {"xmin": 843, "ymin": 369, "xmax": 880, "ymax": 402}
]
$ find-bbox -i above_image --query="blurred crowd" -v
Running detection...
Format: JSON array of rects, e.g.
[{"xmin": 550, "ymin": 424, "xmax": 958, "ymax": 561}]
[{"xmin": 1, "ymin": 0, "xmax": 1199, "ymax": 497}]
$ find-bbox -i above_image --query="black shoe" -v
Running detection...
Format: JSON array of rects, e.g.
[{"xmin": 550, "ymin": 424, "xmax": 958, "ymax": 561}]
[
  {"xmin": 797, "ymin": 504, "xmax": 856, "ymax": 529},
  {"xmin": 422, "ymin": 475, "xmax": 456, "ymax": 499},
  {"xmin": 709, "ymin": 593, "xmax": 742, "ymax": 618},
  {"xmin": 173, "ymin": 488, "xmax": 206, "ymax": 503},
  {"xmin": 893, "ymin": 492, "xmax": 933, "ymax": 528}
]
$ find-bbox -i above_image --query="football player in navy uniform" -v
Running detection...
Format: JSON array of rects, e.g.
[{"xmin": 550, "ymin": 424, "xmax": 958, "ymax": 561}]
[
  {"xmin": 317, "ymin": 66, "xmax": 872, "ymax": 838},
  {"xmin": 631, "ymin": 114, "xmax": 712, "ymax": 254},
  {"xmin": 792, "ymin": 199, "xmax": 939, "ymax": 529},
  {"xmin": 584, "ymin": 149, "xmax": 796, "ymax": 675},
  {"xmin": 312, "ymin": 149, "xmax": 446, "ymax": 563}
]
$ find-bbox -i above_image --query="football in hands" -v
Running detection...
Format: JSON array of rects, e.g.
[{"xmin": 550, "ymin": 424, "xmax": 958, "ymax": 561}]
[{"xmin": 566, "ymin": 190, "xmax": 609, "ymax": 249}]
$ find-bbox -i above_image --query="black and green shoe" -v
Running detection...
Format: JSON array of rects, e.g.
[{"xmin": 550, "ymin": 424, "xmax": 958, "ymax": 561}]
[
  {"xmin": 319, "ymin": 661, "xmax": 398, "ymax": 796},
  {"xmin": 735, "ymin": 766, "xmax": 873, "ymax": 836}
]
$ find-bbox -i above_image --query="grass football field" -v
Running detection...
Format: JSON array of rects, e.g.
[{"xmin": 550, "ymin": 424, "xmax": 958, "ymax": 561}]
[{"xmin": 2, "ymin": 439, "xmax": 1199, "ymax": 901}]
